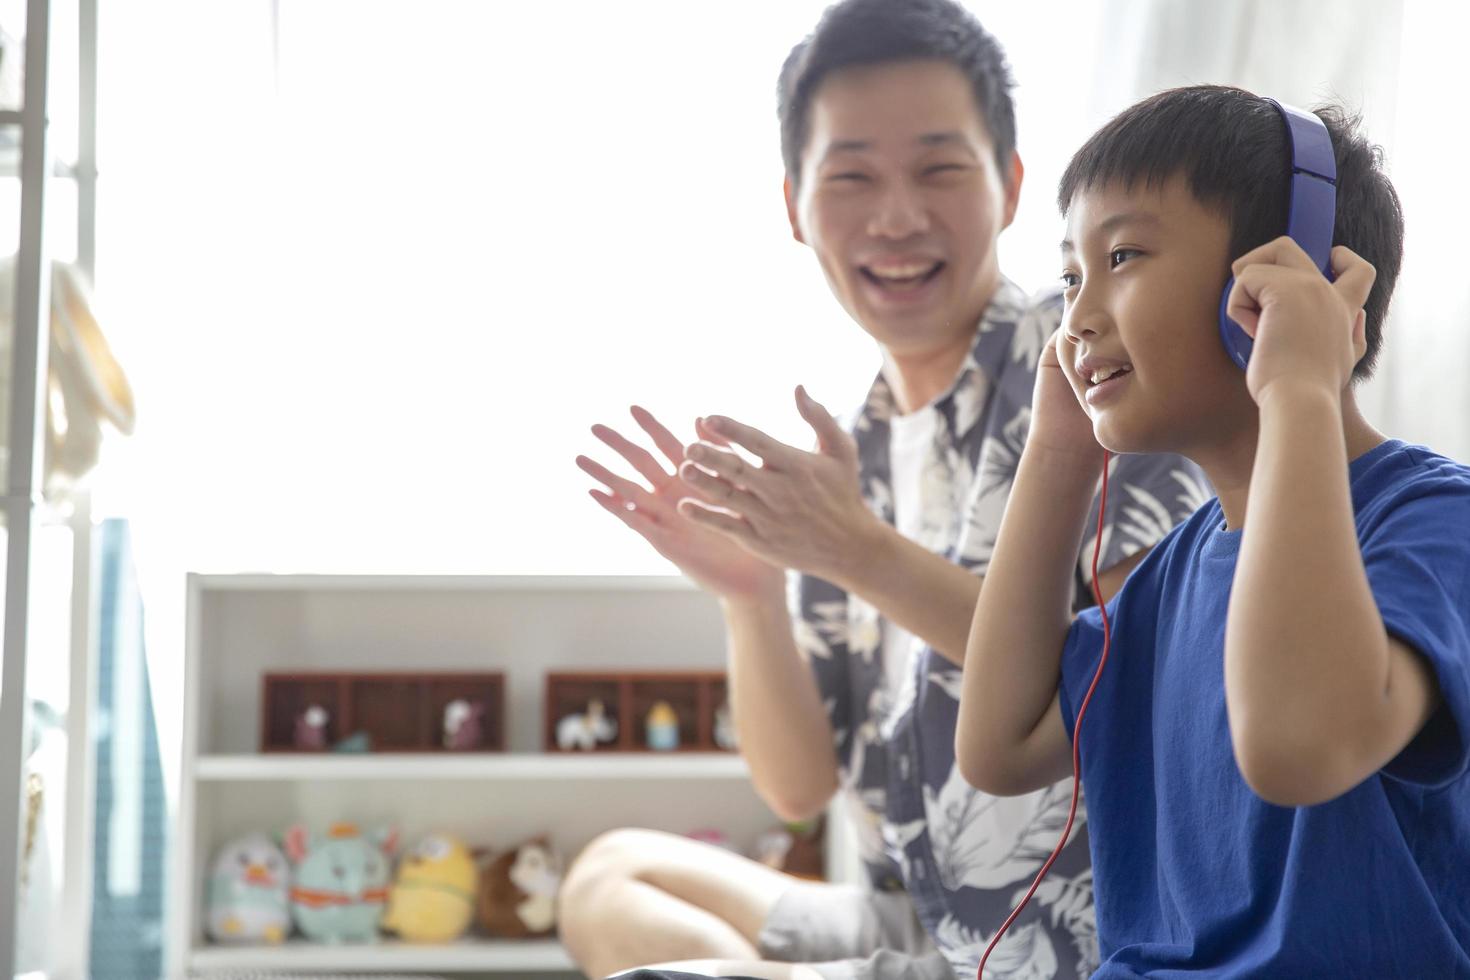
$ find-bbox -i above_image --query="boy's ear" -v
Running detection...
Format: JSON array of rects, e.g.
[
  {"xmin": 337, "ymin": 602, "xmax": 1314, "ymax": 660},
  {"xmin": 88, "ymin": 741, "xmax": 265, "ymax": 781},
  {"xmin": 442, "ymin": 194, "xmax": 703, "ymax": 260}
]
[
  {"xmin": 783, "ymin": 177, "xmax": 806, "ymax": 245},
  {"xmin": 1001, "ymin": 151, "xmax": 1025, "ymax": 231},
  {"xmin": 1351, "ymin": 307, "xmax": 1368, "ymax": 366}
]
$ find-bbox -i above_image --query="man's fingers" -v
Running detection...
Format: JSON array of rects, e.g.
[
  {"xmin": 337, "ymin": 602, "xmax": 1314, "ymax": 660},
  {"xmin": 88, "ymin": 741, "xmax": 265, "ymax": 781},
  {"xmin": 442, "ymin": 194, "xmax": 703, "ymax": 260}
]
[
  {"xmin": 702, "ymin": 416, "xmax": 799, "ymax": 469},
  {"xmin": 576, "ymin": 454, "xmax": 664, "ymax": 512},
  {"xmin": 677, "ymin": 498, "xmax": 758, "ymax": 542},
  {"xmin": 589, "ymin": 488, "xmax": 661, "ymax": 533},
  {"xmin": 629, "ymin": 405, "xmax": 689, "ymax": 469},
  {"xmin": 795, "ymin": 386, "xmax": 854, "ymax": 461},
  {"xmin": 684, "ymin": 440, "xmax": 778, "ymax": 495},
  {"xmin": 591, "ymin": 424, "xmax": 674, "ymax": 490},
  {"xmin": 678, "ymin": 459, "xmax": 771, "ymax": 520},
  {"xmin": 694, "ymin": 416, "xmax": 733, "ymax": 448}
]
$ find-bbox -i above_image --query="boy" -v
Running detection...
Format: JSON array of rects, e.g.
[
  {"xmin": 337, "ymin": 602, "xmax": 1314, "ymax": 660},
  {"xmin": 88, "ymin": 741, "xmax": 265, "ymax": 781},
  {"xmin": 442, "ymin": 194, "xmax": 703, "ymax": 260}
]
[
  {"xmin": 564, "ymin": 3, "xmax": 1206, "ymax": 979},
  {"xmin": 957, "ymin": 85, "xmax": 1470, "ymax": 975}
]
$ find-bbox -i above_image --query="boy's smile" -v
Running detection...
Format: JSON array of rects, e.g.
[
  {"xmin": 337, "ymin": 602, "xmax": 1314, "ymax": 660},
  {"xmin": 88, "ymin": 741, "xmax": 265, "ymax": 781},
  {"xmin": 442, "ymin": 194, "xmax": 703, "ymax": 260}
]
[
  {"xmin": 1076, "ymin": 352, "xmax": 1135, "ymax": 408},
  {"xmin": 1059, "ymin": 177, "xmax": 1255, "ymax": 457}
]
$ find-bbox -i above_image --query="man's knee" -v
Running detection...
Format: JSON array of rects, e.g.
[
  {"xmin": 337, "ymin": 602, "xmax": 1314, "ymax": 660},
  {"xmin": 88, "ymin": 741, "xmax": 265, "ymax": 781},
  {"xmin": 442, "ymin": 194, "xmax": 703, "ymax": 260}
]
[
  {"xmin": 566, "ymin": 828, "xmax": 670, "ymax": 895},
  {"xmin": 560, "ymin": 828, "xmax": 672, "ymax": 930}
]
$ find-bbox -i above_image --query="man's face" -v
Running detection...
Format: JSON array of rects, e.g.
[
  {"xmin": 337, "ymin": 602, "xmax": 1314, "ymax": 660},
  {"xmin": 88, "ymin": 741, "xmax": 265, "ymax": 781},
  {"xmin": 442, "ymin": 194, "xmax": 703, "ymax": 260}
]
[
  {"xmin": 788, "ymin": 59, "xmax": 1020, "ymax": 356},
  {"xmin": 1059, "ymin": 177, "xmax": 1255, "ymax": 455}
]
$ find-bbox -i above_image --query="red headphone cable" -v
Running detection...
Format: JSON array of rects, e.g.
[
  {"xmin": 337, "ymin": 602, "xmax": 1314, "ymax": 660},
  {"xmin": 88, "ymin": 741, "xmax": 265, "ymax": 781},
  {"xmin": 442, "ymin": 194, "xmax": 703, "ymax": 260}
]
[{"xmin": 977, "ymin": 449, "xmax": 1112, "ymax": 978}]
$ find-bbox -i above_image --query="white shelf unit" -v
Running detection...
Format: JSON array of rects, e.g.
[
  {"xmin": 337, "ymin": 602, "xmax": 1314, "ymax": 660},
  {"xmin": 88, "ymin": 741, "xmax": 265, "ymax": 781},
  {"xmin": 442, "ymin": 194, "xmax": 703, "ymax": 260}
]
[
  {"xmin": 171, "ymin": 574, "xmax": 788, "ymax": 978},
  {"xmin": 188, "ymin": 937, "xmax": 572, "ymax": 973}
]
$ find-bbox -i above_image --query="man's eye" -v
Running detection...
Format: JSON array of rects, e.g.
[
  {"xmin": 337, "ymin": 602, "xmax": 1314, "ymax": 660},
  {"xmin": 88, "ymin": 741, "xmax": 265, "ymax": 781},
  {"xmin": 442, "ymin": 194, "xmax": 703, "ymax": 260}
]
[
  {"xmin": 1110, "ymin": 248, "xmax": 1140, "ymax": 268},
  {"xmin": 922, "ymin": 163, "xmax": 967, "ymax": 177},
  {"xmin": 827, "ymin": 172, "xmax": 870, "ymax": 183}
]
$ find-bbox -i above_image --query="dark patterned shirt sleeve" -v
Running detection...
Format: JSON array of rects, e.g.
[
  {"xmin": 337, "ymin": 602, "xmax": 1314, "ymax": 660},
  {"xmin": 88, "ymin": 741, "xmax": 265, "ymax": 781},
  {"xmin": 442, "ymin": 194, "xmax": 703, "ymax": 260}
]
[{"xmin": 791, "ymin": 571, "xmax": 856, "ymax": 776}]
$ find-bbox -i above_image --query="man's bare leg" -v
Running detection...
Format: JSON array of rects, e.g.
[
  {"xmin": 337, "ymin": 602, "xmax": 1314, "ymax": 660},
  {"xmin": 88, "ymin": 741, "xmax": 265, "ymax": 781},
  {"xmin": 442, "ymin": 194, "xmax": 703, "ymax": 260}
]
[{"xmin": 559, "ymin": 828, "xmax": 800, "ymax": 979}]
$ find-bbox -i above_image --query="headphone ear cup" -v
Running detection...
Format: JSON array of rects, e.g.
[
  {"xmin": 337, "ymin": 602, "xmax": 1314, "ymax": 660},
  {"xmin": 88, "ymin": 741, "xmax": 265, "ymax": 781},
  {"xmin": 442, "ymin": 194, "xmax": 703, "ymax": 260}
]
[{"xmin": 1218, "ymin": 274, "xmax": 1253, "ymax": 370}]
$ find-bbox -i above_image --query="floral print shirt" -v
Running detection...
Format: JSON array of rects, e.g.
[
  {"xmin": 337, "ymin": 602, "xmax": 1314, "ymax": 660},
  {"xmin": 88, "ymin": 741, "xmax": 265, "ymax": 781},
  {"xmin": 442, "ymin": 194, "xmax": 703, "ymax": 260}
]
[{"xmin": 794, "ymin": 279, "xmax": 1212, "ymax": 979}]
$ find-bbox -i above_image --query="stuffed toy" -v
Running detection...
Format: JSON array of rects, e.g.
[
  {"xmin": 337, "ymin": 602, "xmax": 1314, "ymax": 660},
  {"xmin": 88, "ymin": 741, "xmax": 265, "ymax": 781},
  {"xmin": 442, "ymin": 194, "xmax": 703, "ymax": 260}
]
[
  {"xmin": 285, "ymin": 822, "xmax": 396, "ymax": 943},
  {"xmin": 382, "ymin": 833, "xmax": 478, "ymax": 943},
  {"xmin": 205, "ymin": 833, "xmax": 291, "ymax": 944},
  {"xmin": 477, "ymin": 836, "xmax": 563, "ymax": 937}
]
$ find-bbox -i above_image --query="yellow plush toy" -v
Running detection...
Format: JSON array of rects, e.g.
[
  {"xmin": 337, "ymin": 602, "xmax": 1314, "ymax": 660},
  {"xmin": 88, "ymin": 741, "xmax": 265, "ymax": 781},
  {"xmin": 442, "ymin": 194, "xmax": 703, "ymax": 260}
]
[{"xmin": 381, "ymin": 833, "xmax": 477, "ymax": 943}]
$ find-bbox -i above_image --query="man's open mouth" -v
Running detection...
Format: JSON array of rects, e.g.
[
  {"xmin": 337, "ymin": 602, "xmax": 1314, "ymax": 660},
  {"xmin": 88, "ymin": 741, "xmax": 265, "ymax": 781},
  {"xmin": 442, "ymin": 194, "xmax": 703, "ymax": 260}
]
[{"xmin": 860, "ymin": 261, "xmax": 945, "ymax": 290}]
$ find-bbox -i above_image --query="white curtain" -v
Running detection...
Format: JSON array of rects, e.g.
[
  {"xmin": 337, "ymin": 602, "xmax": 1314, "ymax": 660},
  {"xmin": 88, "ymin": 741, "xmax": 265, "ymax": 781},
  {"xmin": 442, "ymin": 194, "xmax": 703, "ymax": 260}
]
[{"xmin": 1084, "ymin": 0, "xmax": 1468, "ymax": 461}]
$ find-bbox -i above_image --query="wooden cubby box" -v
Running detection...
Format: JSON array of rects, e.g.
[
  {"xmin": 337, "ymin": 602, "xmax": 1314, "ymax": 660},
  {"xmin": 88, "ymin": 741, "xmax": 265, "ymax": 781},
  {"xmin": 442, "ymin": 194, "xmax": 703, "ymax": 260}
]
[
  {"xmin": 261, "ymin": 671, "xmax": 505, "ymax": 753},
  {"xmin": 544, "ymin": 670, "xmax": 729, "ymax": 752}
]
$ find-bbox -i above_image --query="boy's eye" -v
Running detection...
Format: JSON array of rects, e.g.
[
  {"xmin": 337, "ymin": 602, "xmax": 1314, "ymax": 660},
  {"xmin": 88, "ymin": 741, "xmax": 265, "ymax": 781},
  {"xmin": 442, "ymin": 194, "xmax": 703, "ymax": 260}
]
[
  {"xmin": 826, "ymin": 172, "xmax": 870, "ymax": 183},
  {"xmin": 1059, "ymin": 271, "xmax": 1080, "ymax": 290},
  {"xmin": 1110, "ymin": 248, "xmax": 1140, "ymax": 268},
  {"xmin": 922, "ymin": 163, "xmax": 967, "ymax": 178}
]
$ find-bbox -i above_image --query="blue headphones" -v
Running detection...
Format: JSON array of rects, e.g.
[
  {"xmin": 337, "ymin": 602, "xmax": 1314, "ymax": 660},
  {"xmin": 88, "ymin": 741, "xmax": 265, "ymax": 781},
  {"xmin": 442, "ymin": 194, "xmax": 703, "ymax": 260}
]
[{"xmin": 1217, "ymin": 99, "xmax": 1338, "ymax": 370}]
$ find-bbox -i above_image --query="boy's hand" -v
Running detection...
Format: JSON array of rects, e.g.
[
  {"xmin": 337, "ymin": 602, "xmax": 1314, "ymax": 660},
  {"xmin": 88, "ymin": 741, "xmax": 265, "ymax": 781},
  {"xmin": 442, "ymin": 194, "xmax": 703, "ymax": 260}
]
[
  {"xmin": 676, "ymin": 386, "xmax": 883, "ymax": 586},
  {"xmin": 577, "ymin": 406, "xmax": 784, "ymax": 603},
  {"xmin": 1039, "ymin": 328, "xmax": 1107, "ymax": 463},
  {"xmin": 1225, "ymin": 237, "xmax": 1375, "ymax": 406}
]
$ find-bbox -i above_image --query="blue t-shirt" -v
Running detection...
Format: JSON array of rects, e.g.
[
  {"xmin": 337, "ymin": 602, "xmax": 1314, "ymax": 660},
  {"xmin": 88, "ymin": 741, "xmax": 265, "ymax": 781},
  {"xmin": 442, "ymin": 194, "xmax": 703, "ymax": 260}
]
[{"xmin": 1058, "ymin": 439, "xmax": 1470, "ymax": 977}]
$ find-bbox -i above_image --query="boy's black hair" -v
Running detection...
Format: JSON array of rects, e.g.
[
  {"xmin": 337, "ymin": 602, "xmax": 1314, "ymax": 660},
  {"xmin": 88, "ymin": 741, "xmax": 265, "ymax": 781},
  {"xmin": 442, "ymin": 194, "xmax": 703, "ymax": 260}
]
[
  {"xmin": 1057, "ymin": 85, "xmax": 1403, "ymax": 381},
  {"xmin": 777, "ymin": 0, "xmax": 1016, "ymax": 190}
]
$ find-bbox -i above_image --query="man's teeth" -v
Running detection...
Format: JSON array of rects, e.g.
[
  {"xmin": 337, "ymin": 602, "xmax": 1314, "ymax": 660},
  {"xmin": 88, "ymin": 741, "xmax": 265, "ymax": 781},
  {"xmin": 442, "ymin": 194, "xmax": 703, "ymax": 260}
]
[
  {"xmin": 870, "ymin": 263, "xmax": 937, "ymax": 281},
  {"xmin": 1089, "ymin": 365, "xmax": 1131, "ymax": 384}
]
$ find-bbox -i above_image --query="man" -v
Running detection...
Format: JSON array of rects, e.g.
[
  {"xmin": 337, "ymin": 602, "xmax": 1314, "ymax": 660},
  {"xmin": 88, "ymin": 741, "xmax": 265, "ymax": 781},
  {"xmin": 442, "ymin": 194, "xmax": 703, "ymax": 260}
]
[{"xmin": 565, "ymin": 2, "xmax": 1207, "ymax": 978}]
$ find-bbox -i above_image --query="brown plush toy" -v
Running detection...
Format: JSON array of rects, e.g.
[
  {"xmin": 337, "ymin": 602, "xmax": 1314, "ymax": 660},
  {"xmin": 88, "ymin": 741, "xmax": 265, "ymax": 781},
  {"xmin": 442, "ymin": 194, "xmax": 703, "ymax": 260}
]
[{"xmin": 477, "ymin": 836, "xmax": 563, "ymax": 938}]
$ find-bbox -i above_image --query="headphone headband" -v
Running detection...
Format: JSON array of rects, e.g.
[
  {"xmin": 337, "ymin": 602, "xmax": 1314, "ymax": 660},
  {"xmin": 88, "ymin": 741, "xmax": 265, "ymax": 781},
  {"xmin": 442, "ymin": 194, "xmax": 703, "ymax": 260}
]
[
  {"xmin": 1267, "ymin": 98, "xmax": 1337, "ymax": 276},
  {"xmin": 1218, "ymin": 99, "xmax": 1338, "ymax": 369}
]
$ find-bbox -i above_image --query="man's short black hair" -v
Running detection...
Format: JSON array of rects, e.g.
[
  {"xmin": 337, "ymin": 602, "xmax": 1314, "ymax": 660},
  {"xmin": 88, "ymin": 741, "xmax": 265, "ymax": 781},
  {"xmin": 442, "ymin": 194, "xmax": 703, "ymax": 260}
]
[
  {"xmin": 777, "ymin": 0, "xmax": 1016, "ymax": 190},
  {"xmin": 1057, "ymin": 84, "xmax": 1404, "ymax": 382}
]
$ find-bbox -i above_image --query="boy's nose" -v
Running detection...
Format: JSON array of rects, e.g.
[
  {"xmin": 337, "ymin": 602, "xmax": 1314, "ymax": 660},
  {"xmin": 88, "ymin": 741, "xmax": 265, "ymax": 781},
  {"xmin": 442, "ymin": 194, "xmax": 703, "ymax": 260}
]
[
  {"xmin": 1065, "ymin": 312, "xmax": 1105, "ymax": 341},
  {"xmin": 1063, "ymin": 289, "xmax": 1113, "ymax": 342}
]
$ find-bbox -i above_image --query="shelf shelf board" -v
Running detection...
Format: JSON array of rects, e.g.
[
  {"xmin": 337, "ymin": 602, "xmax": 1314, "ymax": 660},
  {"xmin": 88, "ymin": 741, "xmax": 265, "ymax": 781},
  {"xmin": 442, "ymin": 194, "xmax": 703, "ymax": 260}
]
[
  {"xmin": 187, "ymin": 936, "xmax": 573, "ymax": 972},
  {"xmin": 190, "ymin": 572, "xmax": 698, "ymax": 592},
  {"xmin": 195, "ymin": 751, "xmax": 748, "ymax": 782}
]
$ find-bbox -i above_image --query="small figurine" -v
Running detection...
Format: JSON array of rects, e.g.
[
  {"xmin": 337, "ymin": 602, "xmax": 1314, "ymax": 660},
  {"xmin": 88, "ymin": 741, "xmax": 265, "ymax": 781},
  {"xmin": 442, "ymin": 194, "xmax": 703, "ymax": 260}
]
[
  {"xmin": 285, "ymin": 822, "xmax": 397, "ymax": 943},
  {"xmin": 713, "ymin": 701, "xmax": 737, "ymax": 751},
  {"xmin": 555, "ymin": 698, "xmax": 617, "ymax": 750},
  {"xmin": 645, "ymin": 700, "xmax": 680, "ymax": 751},
  {"xmin": 293, "ymin": 704, "xmax": 330, "ymax": 750},
  {"xmin": 206, "ymin": 833, "xmax": 291, "ymax": 944},
  {"xmin": 381, "ymin": 833, "xmax": 477, "ymax": 943},
  {"xmin": 331, "ymin": 731, "xmax": 373, "ymax": 753},
  {"xmin": 477, "ymin": 836, "xmax": 563, "ymax": 938},
  {"xmin": 442, "ymin": 699, "xmax": 486, "ymax": 750}
]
